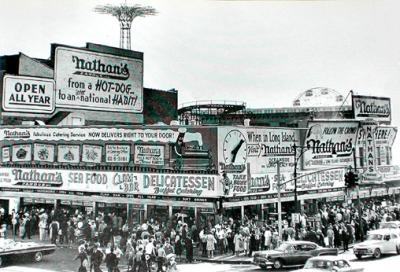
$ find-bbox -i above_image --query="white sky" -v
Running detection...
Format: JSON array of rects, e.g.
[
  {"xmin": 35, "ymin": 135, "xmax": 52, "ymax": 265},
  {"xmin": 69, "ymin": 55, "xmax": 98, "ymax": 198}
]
[{"xmin": 1, "ymin": 0, "xmax": 400, "ymax": 161}]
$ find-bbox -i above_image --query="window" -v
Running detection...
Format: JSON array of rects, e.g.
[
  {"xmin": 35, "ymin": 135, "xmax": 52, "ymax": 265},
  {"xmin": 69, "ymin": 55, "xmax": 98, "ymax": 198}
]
[
  {"xmin": 391, "ymin": 234, "xmax": 398, "ymax": 239},
  {"xmin": 300, "ymin": 244, "xmax": 317, "ymax": 251},
  {"xmin": 376, "ymin": 147, "xmax": 381, "ymax": 165},
  {"xmin": 333, "ymin": 260, "xmax": 350, "ymax": 268}
]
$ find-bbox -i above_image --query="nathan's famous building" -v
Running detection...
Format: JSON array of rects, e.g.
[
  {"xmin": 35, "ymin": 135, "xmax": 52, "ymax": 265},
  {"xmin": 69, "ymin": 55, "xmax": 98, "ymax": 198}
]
[{"xmin": 0, "ymin": 43, "xmax": 398, "ymax": 226}]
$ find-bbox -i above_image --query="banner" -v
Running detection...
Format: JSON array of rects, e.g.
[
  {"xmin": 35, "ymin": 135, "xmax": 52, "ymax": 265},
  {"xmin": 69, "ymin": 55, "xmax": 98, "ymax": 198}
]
[
  {"xmin": 82, "ymin": 145, "xmax": 102, "ymax": 163},
  {"xmin": 2, "ymin": 75, "xmax": 55, "ymax": 113},
  {"xmin": 54, "ymin": 46, "xmax": 143, "ymax": 112},
  {"xmin": 303, "ymin": 121, "xmax": 359, "ymax": 169},
  {"xmin": 134, "ymin": 145, "xmax": 164, "ymax": 166},
  {"xmin": 57, "ymin": 145, "xmax": 80, "ymax": 163},
  {"xmin": 0, "ymin": 168, "xmax": 220, "ymax": 198},
  {"xmin": 33, "ymin": 143, "xmax": 55, "ymax": 162},
  {"xmin": 352, "ymin": 95, "xmax": 391, "ymax": 122},
  {"xmin": 106, "ymin": 144, "xmax": 130, "ymax": 163},
  {"xmin": 12, "ymin": 144, "xmax": 32, "ymax": 162}
]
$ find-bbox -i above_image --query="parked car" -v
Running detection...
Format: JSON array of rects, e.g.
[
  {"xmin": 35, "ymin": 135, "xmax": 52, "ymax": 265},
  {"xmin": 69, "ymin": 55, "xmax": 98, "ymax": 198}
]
[
  {"xmin": 353, "ymin": 229, "xmax": 400, "ymax": 259},
  {"xmin": 252, "ymin": 241, "xmax": 338, "ymax": 270},
  {"xmin": 0, "ymin": 239, "xmax": 56, "ymax": 267},
  {"xmin": 379, "ymin": 221, "xmax": 400, "ymax": 229},
  {"xmin": 293, "ymin": 256, "xmax": 364, "ymax": 272}
]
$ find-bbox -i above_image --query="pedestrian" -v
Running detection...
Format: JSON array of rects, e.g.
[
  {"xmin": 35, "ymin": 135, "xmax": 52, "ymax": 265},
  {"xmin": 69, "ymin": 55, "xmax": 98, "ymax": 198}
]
[
  {"xmin": 157, "ymin": 243, "xmax": 167, "ymax": 271},
  {"xmin": 91, "ymin": 244, "xmax": 105, "ymax": 272},
  {"xmin": 264, "ymin": 227, "xmax": 272, "ymax": 250},
  {"xmin": 327, "ymin": 225, "xmax": 334, "ymax": 248},
  {"xmin": 74, "ymin": 245, "xmax": 89, "ymax": 272},
  {"xmin": 133, "ymin": 246, "xmax": 144, "ymax": 272},
  {"xmin": 50, "ymin": 219, "xmax": 60, "ymax": 245},
  {"xmin": 139, "ymin": 253, "xmax": 152, "ymax": 272},
  {"xmin": 105, "ymin": 247, "xmax": 118, "ymax": 272},
  {"xmin": 206, "ymin": 231, "xmax": 217, "ymax": 258},
  {"xmin": 174, "ymin": 235, "xmax": 183, "ymax": 262},
  {"xmin": 185, "ymin": 235, "xmax": 193, "ymax": 263}
]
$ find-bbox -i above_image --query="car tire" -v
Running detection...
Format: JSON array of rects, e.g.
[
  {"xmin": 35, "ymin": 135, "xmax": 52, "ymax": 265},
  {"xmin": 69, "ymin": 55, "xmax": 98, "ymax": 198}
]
[
  {"xmin": 0, "ymin": 256, "xmax": 3, "ymax": 267},
  {"xmin": 397, "ymin": 246, "xmax": 400, "ymax": 255},
  {"xmin": 34, "ymin": 252, "xmax": 43, "ymax": 263},
  {"xmin": 273, "ymin": 259, "xmax": 283, "ymax": 270},
  {"xmin": 373, "ymin": 248, "xmax": 381, "ymax": 259},
  {"xmin": 356, "ymin": 254, "xmax": 362, "ymax": 260}
]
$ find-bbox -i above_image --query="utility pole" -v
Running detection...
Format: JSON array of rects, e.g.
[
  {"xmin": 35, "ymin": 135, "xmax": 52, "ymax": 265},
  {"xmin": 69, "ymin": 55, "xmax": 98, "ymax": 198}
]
[
  {"xmin": 353, "ymin": 147, "xmax": 364, "ymax": 241},
  {"xmin": 293, "ymin": 144, "xmax": 298, "ymax": 213},
  {"xmin": 277, "ymin": 161, "xmax": 282, "ymax": 244}
]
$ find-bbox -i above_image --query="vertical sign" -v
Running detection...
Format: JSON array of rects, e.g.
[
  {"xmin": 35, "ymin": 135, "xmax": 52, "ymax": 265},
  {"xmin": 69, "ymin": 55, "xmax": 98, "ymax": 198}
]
[{"xmin": 362, "ymin": 122, "xmax": 381, "ymax": 181}]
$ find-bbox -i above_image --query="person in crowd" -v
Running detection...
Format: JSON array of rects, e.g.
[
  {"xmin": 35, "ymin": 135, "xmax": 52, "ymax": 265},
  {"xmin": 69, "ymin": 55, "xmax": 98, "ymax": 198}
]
[
  {"xmin": 74, "ymin": 243, "xmax": 89, "ymax": 272},
  {"xmin": 105, "ymin": 247, "xmax": 118, "ymax": 272},
  {"xmin": 91, "ymin": 244, "xmax": 105, "ymax": 272},
  {"xmin": 185, "ymin": 235, "xmax": 194, "ymax": 263},
  {"xmin": 206, "ymin": 231, "xmax": 217, "ymax": 258}
]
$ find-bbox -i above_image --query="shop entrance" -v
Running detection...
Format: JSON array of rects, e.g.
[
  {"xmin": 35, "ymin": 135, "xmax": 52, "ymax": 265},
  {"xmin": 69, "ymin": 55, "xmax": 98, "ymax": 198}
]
[
  {"xmin": 147, "ymin": 205, "xmax": 169, "ymax": 224},
  {"xmin": 0, "ymin": 199, "xmax": 9, "ymax": 215}
]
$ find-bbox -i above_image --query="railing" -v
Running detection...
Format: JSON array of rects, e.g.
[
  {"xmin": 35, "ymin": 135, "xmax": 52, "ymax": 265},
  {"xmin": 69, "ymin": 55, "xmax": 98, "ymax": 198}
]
[{"xmin": 179, "ymin": 100, "xmax": 246, "ymax": 109}]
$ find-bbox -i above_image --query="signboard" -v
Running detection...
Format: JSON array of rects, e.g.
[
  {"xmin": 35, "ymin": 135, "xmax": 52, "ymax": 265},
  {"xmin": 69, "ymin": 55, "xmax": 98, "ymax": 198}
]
[
  {"xmin": 2, "ymin": 146, "xmax": 10, "ymax": 162},
  {"xmin": 54, "ymin": 46, "xmax": 143, "ymax": 112},
  {"xmin": 0, "ymin": 168, "xmax": 220, "ymax": 198},
  {"xmin": 57, "ymin": 145, "xmax": 80, "ymax": 163},
  {"xmin": 218, "ymin": 127, "xmax": 300, "ymax": 196},
  {"xmin": 134, "ymin": 145, "xmax": 164, "ymax": 166},
  {"xmin": 352, "ymin": 95, "xmax": 391, "ymax": 122},
  {"xmin": 106, "ymin": 144, "xmax": 130, "ymax": 163},
  {"xmin": 303, "ymin": 121, "xmax": 359, "ymax": 169},
  {"xmin": 82, "ymin": 144, "xmax": 102, "ymax": 163},
  {"xmin": 33, "ymin": 143, "xmax": 55, "ymax": 162},
  {"xmin": 2, "ymin": 75, "xmax": 55, "ymax": 113},
  {"xmin": 12, "ymin": 144, "xmax": 32, "ymax": 162},
  {"xmin": 362, "ymin": 122, "xmax": 381, "ymax": 181}
]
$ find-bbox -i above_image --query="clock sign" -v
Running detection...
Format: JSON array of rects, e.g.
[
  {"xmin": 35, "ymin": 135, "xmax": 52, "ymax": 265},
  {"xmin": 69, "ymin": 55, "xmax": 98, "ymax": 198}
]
[{"xmin": 223, "ymin": 129, "xmax": 247, "ymax": 164}]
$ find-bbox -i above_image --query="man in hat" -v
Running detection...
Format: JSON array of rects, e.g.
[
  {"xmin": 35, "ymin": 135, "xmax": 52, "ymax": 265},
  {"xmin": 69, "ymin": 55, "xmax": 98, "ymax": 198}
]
[{"xmin": 105, "ymin": 247, "xmax": 117, "ymax": 272}]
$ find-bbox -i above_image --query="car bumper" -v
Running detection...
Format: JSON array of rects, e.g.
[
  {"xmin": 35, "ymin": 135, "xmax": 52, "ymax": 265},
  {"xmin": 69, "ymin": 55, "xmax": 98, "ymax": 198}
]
[
  {"xmin": 353, "ymin": 249, "xmax": 374, "ymax": 256},
  {"xmin": 252, "ymin": 259, "xmax": 273, "ymax": 267}
]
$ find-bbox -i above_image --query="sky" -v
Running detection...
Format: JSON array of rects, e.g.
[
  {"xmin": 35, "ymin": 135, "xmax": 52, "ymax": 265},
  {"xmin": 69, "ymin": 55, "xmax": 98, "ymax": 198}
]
[{"xmin": 1, "ymin": 0, "xmax": 400, "ymax": 160}]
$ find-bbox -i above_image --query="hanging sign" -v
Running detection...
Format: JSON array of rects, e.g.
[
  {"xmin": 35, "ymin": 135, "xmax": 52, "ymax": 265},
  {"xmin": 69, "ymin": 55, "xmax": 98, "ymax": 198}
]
[
  {"xmin": 58, "ymin": 145, "xmax": 80, "ymax": 163},
  {"xmin": 106, "ymin": 144, "xmax": 130, "ymax": 163},
  {"xmin": 134, "ymin": 145, "xmax": 164, "ymax": 166},
  {"xmin": 2, "ymin": 75, "xmax": 55, "ymax": 113},
  {"xmin": 12, "ymin": 144, "xmax": 32, "ymax": 162},
  {"xmin": 33, "ymin": 143, "xmax": 55, "ymax": 162},
  {"xmin": 362, "ymin": 122, "xmax": 381, "ymax": 181},
  {"xmin": 82, "ymin": 144, "xmax": 102, "ymax": 163}
]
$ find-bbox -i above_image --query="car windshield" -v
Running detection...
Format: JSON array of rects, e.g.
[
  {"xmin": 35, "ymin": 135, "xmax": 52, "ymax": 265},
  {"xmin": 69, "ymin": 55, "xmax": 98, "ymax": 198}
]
[
  {"xmin": 367, "ymin": 234, "xmax": 383, "ymax": 240},
  {"xmin": 380, "ymin": 223, "xmax": 398, "ymax": 229},
  {"xmin": 304, "ymin": 260, "xmax": 332, "ymax": 270},
  {"xmin": 276, "ymin": 243, "xmax": 292, "ymax": 251}
]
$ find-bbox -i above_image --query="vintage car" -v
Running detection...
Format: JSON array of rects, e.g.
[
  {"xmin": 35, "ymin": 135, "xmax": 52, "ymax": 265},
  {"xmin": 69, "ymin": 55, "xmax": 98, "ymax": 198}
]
[
  {"xmin": 292, "ymin": 256, "xmax": 364, "ymax": 272},
  {"xmin": 0, "ymin": 239, "xmax": 56, "ymax": 267},
  {"xmin": 353, "ymin": 229, "xmax": 400, "ymax": 259},
  {"xmin": 253, "ymin": 241, "xmax": 338, "ymax": 270}
]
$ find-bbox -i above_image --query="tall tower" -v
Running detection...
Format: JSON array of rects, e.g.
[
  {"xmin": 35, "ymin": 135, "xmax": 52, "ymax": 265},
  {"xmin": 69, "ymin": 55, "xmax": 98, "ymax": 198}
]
[{"xmin": 95, "ymin": 3, "xmax": 157, "ymax": 50}]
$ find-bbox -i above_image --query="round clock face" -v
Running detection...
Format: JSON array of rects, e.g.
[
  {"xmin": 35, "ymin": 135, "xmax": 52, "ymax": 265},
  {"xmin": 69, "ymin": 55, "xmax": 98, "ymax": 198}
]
[{"xmin": 223, "ymin": 129, "xmax": 247, "ymax": 164}]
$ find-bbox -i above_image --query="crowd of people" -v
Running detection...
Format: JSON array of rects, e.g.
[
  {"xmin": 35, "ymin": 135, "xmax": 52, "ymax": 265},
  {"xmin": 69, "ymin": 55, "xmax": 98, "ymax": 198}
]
[{"xmin": 0, "ymin": 198, "xmax": 399, "ymax": 271}]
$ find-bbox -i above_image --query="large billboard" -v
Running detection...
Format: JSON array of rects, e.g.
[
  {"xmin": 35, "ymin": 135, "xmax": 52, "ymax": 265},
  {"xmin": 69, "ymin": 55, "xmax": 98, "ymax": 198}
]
[
  {"xmin": 2, "ymin": 75, "xmax": 55, "ymax": 113},
  {"xmin": 54, "ymin": 46, "xmax": 143, "ymax": 112},
  {"xmin": 218, "ymin": 127, "xmax": 300, "ymax": 196},
  {"xmin": 303, "ymin": 121, "xmax": 359, "ymax": 170},
  {"xmin": 352, "ymin": 95, "xmax": 391, "ymax": 122}
]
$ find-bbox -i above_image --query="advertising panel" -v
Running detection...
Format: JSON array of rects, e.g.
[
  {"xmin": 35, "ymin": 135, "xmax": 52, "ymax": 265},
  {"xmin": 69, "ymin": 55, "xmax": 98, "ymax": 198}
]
[
  {"xmin": 82, "ymin": 145, "xmax": 102, "ymax": 163},
  {"xmin": 134, "ymin": 145, "xmax": 164, "ymax": 166},
  {"xmin": 2, "ymin": 146, "xmax": 10, "ymax": 162},
  {"xmin": 2, "ymin": 75, "xmax": 55, "ymax": 113},
  {"xmin": 54, "ymin": 46, "xmax": 143, "ymax": 112},
  {"xmin": 225, "ymin": 168, "xmax": 346, "ymax": 197},
  {"xmin": 352, "ymin": 95, "xmax": 391, "ymax": 122},
  {"xmin": 218, "ymin": 127, "xmax": 300, "ymax": 196},
  {"xmin": 57, "ymin": 145, "xmax": 80, "ymax": 163},
  {"xmin": 0, "ymin": 168, "xmax": 220, "ymax": 198},
  {"xmin": 303, "ymin": 121, "xmax": 359, "ymax": 170},
  {"xmin": 106, "ymin": 144, "xmax": 130, "ymax": 163},
  {"xmin": 12, "ymin": 144, "xmax": 32, "ymax": 162},
  {"xmin": 33, "ymin": 143, "xmax": 55, "ymax": 162},
  {"xmin": 0, "ymin": 126, "xmax": 218, "ymax": 172}
]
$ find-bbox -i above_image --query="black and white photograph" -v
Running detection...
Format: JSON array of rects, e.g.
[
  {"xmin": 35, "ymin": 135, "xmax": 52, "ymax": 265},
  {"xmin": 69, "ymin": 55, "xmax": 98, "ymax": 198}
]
[{"xmin": 1, "ymin": 0, "xmax": 400, "ymax": 271}]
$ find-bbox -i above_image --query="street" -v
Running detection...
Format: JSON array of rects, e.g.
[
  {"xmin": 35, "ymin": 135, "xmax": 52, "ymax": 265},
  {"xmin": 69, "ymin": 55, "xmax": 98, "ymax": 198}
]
[{"xmin": 2, "ymin": 248, "xmax": 400, "ymax": 272}]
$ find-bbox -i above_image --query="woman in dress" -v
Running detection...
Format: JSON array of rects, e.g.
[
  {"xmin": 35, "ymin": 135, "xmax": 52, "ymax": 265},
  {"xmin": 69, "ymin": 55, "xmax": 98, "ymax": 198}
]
[{"xmin": 206, "ymin": 231, "xmax": 217, "ymax": 258}]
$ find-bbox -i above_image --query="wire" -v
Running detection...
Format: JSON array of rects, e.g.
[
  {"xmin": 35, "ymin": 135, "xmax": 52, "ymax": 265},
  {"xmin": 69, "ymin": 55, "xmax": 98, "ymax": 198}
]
[{"xmin": 334, "ymin": 90, "xmax": 353, "ymax": 119}]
